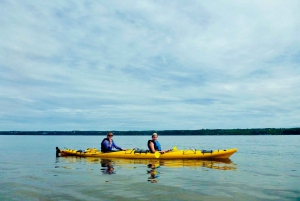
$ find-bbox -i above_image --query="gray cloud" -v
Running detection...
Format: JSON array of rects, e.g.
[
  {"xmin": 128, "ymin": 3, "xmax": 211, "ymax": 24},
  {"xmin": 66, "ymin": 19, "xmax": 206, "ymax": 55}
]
[{"xmin": 1, "ymin": 0, "xmax": 300, "ymax": 130}]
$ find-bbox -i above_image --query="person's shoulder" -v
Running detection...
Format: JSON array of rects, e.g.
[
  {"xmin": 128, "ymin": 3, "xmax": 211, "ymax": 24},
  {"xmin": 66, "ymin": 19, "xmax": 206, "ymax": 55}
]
[
  {"xmin": 101, "ymin": 138, "xmax": 108, "ymax": 143},
  {"xmin": 148, "ymin": 140, "xmax": 154, "ymax": 144}
]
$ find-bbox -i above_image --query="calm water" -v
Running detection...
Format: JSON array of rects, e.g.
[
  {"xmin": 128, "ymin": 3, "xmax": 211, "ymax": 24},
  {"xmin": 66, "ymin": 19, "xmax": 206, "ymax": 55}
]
[{"xmin": 0, "ymin": 135, "xmax": 299, "ymax": 201}]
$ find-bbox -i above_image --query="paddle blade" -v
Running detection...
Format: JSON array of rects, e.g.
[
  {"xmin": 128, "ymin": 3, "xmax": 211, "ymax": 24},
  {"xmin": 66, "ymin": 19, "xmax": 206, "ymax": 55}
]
[
  {"xmin": 154, "ymin": 151, "xmax": 161, "ymax": 158},
  {"xmin": 173, "ymin": 146, "xmax": 178, "ymax": 151}
]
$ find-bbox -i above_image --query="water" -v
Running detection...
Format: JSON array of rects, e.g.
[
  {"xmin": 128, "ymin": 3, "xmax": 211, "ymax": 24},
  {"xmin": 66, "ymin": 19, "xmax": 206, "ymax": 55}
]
[{"xmin": 0, "ymin": 135, "xmax": 299, "ymax": 201}]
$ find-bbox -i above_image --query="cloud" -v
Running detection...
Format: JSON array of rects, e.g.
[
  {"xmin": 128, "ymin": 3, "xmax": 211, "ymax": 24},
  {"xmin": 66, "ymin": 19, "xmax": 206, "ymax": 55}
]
[{"xmin": 1, "ymin": 0, "xmax": 300, "ymax": 130}]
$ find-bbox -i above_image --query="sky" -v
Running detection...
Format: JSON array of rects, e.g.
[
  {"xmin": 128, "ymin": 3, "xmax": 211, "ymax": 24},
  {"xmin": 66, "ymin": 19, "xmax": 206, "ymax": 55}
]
[{"xmin": 1, "ymin": 1, "xmax": 300, "ymax": 131}]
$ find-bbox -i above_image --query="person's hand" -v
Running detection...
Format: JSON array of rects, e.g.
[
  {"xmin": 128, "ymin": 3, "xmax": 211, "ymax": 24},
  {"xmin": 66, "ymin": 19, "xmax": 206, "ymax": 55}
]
[{"xmin": 122, "ymin": 148, "xmax": 126, "ymax": 151}]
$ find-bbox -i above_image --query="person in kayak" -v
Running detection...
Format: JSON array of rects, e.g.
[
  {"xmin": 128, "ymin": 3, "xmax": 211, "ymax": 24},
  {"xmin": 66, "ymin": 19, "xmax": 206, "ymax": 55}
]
[
  {"xmin": 148, "ymin": 133, "xmax": 170, "ymax": 154},
  {"xmin": 101, "ymin": 132, "xmax": 126, "ymax": 152}
]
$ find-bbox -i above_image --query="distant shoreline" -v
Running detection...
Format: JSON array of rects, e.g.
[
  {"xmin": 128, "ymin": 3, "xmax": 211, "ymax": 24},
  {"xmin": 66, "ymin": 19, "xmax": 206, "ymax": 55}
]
[{"xmin": 1, "ymin": 128, "xmax": 300, "ymax": 135}]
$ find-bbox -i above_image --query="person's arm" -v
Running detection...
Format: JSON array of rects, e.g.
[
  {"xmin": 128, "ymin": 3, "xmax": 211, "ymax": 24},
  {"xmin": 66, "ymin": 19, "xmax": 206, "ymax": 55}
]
[
  {"xmin": 149, "ymin": 142, "xmax": 168, "ymax": 153},
  {"xmin": 149, "ymin": 142, "xmax": 156, "ymax": 153},
  {"xmin": 112, "ymin": 141, "xmax": 125, "ymax": 150}
]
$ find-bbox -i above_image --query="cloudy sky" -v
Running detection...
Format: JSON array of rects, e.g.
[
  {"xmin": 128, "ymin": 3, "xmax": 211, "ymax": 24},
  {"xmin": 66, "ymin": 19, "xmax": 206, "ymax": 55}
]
[{"xmin": 1, "ymin": 1, "xmax": 300, "ymax": 131}]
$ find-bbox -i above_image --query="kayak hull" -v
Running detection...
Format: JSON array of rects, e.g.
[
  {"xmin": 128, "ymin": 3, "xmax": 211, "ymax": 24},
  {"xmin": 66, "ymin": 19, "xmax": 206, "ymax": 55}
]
[{"xmin": 58, "ymin": 147, "xmax": 237, "ymax": 159}]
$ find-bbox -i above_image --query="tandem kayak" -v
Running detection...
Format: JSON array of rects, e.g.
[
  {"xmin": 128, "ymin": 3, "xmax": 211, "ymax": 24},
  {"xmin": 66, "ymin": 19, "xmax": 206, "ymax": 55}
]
[{"xmin": 56, "ymin": 147, "xmax": 237, "ymax": 159}]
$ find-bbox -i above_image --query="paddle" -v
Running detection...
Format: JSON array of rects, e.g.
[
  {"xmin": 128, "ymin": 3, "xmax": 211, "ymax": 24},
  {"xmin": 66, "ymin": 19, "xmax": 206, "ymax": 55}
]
[
  {"xmin": 155, "ymin": 146, "xmax": 177, "ymax": 158},
  {"xmin": 154, "ymin": 151, "xmax": 161, "ymax": 158}
]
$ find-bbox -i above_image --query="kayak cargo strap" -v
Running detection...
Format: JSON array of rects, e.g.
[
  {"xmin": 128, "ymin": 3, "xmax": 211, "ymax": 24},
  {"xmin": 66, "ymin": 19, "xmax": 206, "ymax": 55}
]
[
  {"xmin": 124, "ymin": 149, "xmax": 151, "ymax": 154},
  {"xmin": 201, "ymin": 150, "xmax": 213, "ymax": 154},
  {"xmin": 134, "ymin": 149, "xmax": 150, "ymax": 154},
  {"xmin": 183, "ymin": 148, "xmax": 197, "ymax": 154},
  {"xmin": 76, "ymin": 150, "xmax": 87, "ymax": 154}
]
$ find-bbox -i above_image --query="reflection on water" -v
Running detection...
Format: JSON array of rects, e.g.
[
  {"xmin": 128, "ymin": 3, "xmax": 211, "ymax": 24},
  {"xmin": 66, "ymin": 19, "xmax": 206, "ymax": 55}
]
[
  {"xmin": 59, "ymin": 156, "xmax": 237, "ymax": 169},
  {"xmin": 147, "ymin": 162, "xmax": 161, "ymax": 183},
  {"xmin": 57, "ymin": 156, "xmax": 237, "ymax": 183},
  {"xmin": 100, "ymin": 159, "xmax": 115, "ymax": 175}
]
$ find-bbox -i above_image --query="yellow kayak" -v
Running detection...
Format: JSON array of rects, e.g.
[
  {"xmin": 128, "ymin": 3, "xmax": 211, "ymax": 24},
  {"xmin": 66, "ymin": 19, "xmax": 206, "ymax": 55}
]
[{"xmin": 57, "ymin": 147, "xmax": 237, "ymax": 159}]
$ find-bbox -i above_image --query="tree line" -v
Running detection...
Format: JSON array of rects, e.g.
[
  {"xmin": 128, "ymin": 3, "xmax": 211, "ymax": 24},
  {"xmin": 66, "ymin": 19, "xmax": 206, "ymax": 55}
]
[{"xmin": 1, "ymin": 128, "xmax": 300, "ymax": 135}]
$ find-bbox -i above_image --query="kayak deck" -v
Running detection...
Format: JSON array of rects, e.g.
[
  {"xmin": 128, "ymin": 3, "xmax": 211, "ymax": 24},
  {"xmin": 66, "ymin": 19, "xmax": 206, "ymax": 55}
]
[{"xmin": 57, "ymin": 147, "xmax": 237, "ymax": 159}]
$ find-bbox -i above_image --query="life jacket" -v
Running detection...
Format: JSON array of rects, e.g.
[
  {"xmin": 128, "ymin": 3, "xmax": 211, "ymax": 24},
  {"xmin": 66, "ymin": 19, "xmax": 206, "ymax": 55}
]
[
  {"xmin": 148, "ymin": 140, "xmax": 162, "ymax": 152},
  {"xmin": 101, "ymin": 138, "xmax": 113, "ymax": 152}
]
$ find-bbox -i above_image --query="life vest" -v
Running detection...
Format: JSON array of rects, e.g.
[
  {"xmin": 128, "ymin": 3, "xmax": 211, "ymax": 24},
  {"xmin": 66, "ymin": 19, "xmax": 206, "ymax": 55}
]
[
  {"xmin": 101, "ymin": 138, "xmax": 114, "ymax": 152},
  {"xmin": 148, "ymin": 140, "xmax": 162, "ymax": 152}
]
